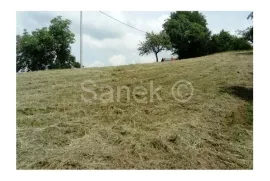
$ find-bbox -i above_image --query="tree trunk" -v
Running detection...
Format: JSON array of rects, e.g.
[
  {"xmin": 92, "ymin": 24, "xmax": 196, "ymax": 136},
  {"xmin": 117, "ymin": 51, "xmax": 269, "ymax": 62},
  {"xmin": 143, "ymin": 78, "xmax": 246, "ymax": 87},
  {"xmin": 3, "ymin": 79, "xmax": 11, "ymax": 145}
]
[{"xmin": 155, "ymin": 53, "xmax": 158, "ymax": 62}]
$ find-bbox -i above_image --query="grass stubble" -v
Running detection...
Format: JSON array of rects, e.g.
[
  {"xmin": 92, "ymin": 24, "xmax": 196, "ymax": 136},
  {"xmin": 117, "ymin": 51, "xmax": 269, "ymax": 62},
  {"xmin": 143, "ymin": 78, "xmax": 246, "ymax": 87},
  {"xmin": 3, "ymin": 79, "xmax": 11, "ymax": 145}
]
[{"xmin": 16, "ymin": 51, "xmax": 253, "ymax": 169}]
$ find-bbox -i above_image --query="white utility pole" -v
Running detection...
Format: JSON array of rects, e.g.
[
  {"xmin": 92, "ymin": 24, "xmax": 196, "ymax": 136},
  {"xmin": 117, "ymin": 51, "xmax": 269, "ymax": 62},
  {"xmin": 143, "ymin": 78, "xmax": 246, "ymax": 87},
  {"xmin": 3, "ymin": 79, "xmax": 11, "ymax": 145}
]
[{"xmin": 80, "ymin": 11, "xmax": 83, "ymax": 68}]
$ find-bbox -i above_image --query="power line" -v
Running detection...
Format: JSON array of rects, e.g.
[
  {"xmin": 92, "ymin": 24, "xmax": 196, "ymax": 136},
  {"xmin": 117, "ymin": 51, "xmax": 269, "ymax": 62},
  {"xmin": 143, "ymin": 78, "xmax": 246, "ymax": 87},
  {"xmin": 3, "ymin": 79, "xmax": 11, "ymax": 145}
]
[{"xmin": 99, "ymin": 11, "xmax": 147, "ymax": 33}]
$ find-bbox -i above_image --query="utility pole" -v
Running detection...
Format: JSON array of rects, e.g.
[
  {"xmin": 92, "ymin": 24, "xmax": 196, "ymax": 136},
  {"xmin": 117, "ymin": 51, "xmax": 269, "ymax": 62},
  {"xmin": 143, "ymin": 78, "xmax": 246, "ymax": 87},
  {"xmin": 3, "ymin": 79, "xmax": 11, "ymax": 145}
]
[{"xmin": 80, "ymin": 11, "xmax": 83, "ymax": 68}]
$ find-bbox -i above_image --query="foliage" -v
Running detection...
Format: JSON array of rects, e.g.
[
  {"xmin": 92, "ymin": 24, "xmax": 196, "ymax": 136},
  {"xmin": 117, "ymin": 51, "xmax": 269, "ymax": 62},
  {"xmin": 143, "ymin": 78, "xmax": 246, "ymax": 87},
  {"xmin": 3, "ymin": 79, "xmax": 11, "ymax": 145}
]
[
  {"xmin": 138, "ymin": 31, "xmax": 171, "ymax": 62},
  {"xmin": 238, "ymin": 26, "xmax": 253, "ymax": 43},
  {"xmin": 247, "ymin": 12, "xmax": 253, "ymax": 20},
  {"xmin": 208, "ymin": 11, "xmax": 253, "ymax": 53},
  {"xmin": 163, "ymin": 11, "xmax": 212, "ymax": 59},
  {"xmin": 246, "ymin": 102, "xmax": 253, "ymax": 125},
  {"xmin": 209, "ymin": 30, "xmax": 234, "ymax": 53},
  {"xmin": 16, "ymin": 35, "xmax": 24, "ymax": 72},
  {"xmin": 16, "ymin": 16, "xmax": 80, "ymax": 72},
  {"xmin": 230, "ymin": 36, "xmax": 252, "ymax": 50},
  {"xmin": 238, "ymin": 12, "xmax": 253, "ymax": 43},
  {"xmin": 160, "ymin": 11, "xmax": 253, "ymax": 59},
  {"xmin": 209, "ymin": 30, "xmax": 252, "ymax": 53}
]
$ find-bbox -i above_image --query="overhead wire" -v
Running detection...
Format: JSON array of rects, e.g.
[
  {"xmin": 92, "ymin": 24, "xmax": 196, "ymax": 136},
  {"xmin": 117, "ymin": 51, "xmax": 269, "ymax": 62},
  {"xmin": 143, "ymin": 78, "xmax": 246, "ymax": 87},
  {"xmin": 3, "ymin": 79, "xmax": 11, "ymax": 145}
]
[{"xmin": 99, "ymin": 11, "xmax": 147, "ymax": 33}]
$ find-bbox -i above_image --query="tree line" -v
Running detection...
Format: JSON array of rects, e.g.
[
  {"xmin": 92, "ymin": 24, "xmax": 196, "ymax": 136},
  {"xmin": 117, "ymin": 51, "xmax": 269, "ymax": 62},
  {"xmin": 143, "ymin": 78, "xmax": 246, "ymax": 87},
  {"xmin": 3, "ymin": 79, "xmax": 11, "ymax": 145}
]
[
  {"xmin": 138, "ymin": 11, "xmax": 253, "ymax": 62},
  {"xmin": 16, "ymin": 12, "xmax": 253, "ymax": 72}
]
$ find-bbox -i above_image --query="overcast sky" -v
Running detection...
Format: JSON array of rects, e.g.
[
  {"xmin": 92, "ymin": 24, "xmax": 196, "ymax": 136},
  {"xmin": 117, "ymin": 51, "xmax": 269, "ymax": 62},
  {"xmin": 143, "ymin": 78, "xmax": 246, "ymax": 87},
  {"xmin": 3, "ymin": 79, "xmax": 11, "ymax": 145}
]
[{"xmin": 16, "ymin": 11, "xmax": 253, "ymax": 67}]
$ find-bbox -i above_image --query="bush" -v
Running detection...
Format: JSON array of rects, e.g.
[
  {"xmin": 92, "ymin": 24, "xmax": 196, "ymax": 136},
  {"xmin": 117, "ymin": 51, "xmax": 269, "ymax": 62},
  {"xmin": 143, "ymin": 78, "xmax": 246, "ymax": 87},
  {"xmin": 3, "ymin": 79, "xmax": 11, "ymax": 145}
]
[
  {"xmin": 209, "ymin": 30, "xmax": 252, "ymax": 54},
  {"xmin": 231, "ymin": 37, "xmax": 253, "ymax": 50}
]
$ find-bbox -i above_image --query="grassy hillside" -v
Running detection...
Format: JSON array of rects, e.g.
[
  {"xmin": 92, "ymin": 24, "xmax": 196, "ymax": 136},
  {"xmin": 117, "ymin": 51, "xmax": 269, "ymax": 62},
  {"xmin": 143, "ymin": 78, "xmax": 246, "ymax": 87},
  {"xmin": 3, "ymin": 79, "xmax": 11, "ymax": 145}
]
[{"xmin": 16, "ymin": 51, "xmax": 253, "ymax": 169}]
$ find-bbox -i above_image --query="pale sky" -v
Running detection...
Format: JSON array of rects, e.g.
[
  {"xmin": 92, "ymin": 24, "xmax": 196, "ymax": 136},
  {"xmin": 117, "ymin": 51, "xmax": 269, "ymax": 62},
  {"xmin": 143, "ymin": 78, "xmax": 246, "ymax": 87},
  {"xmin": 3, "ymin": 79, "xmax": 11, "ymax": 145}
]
[{"xmin": 16, "ymin": 11, "xmax": 253, "ymax": 67}]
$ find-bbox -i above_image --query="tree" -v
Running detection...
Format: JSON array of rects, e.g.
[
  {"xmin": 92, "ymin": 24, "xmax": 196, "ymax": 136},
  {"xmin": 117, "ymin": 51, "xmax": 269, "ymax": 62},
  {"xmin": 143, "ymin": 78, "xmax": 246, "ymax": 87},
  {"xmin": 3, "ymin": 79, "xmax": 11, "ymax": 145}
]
[
  {"xmin": 209, "ymin": 30, "xmax": 252, "ymax": 53},
  {"xmin": 237, "ymin": 12, "xmax": 253, "ymax": 43},
  {"xmin": 16, "ymin": 34, "xmax": 23, "ymax": 72},
  {"xmin": 48, "ymin": 16, "xmax": 76, "ymax": 69},
  {"xmin": 238, "ymin": 26, "xmax": 253, "ymax": 43},
  {"xmin": 209, "ymin": 30, "xmax": 235, "ymax": 53},
  {"xmin": 230, "ymin": 36, "xmax": 252, "ymax": 50},
  {"xmin": 237, "ymin": 12, "xmax": 253, "ymax": 44},
  {"xmin": 163, "ymin": 11, "xmax": 212, "ymax": 59},
  {"xmin": 138, "ymin": 31, "xmax": 171, "ymax": 62},
  {"xmin": 16, "ymin": 16, "xmax": 80, "ymax": 72},
  {"xmin": 247, "ymin": 12, "xmax": 253, "ymax": 20}
]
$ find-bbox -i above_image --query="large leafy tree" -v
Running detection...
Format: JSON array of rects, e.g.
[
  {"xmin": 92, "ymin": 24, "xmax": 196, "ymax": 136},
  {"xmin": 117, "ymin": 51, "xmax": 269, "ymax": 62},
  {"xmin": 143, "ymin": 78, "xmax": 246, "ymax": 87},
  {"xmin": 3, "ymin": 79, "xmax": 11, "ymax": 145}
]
[
  {"xmin": 163, "ymin": 11, "xmax": 212, "ymax": 59},
  {"xmin": 210, "ymin": 30, "xmax": 234, "ymax": 53},
  {"xmin": 138, "ymin": 31, "xmax": 171, "ymax": 62},
  {"xmin": 49, "ymin": 16, "xmax": 76, "ymax": 69},
  {"xmin": 16, "ymin": 16, "xmax": 80, "ymax": 72}
]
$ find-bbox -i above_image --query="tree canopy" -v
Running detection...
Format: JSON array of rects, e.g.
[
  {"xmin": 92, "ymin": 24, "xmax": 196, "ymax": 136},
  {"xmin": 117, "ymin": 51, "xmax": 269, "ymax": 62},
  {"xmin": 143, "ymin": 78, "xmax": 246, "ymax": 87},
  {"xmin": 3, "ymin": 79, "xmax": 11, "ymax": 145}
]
[
  {"xmin": 163, "ymin": 11, "xmax": 212, "ymax": 59},
  {"xmin": 239, "ymin": 26, "xmax": 253, "ymax": 43},
  {"xmin": 16, "ymin": 16, "xmax": 80, "ymax": 72},
  {"xmin": 138, "ymin": 31, "xmax": 171, "ymax": 62}
]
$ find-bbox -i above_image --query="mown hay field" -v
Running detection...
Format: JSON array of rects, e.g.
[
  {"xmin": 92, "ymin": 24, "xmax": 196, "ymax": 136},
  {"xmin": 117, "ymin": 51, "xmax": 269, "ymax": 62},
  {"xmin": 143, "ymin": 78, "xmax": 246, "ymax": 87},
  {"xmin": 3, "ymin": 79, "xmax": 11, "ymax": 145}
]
[{"xmin": 17, "ymin": 51, "xmax": 253, "ymax": 169}]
